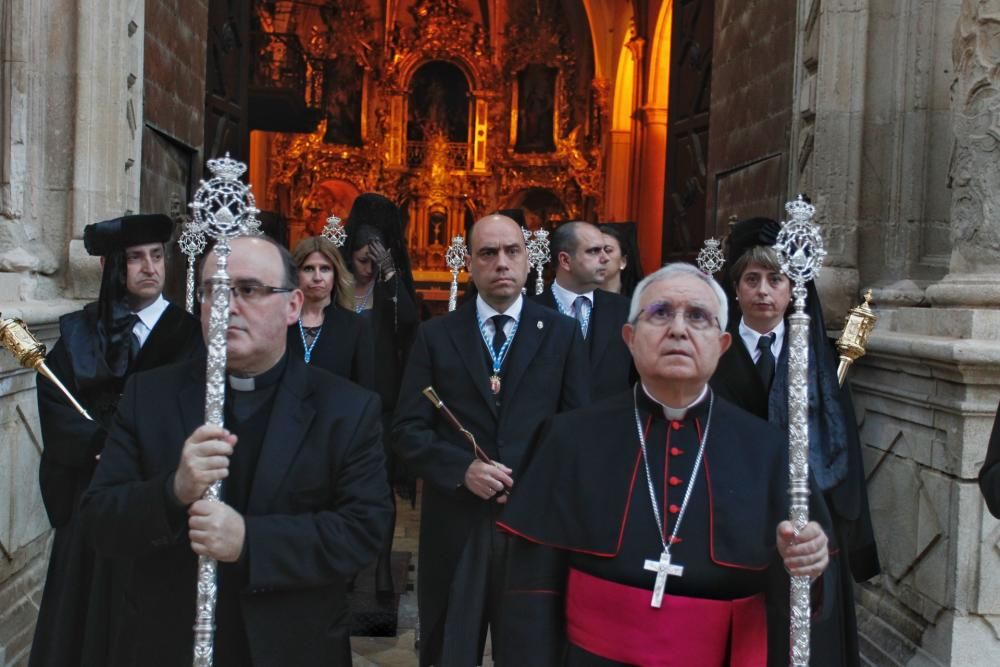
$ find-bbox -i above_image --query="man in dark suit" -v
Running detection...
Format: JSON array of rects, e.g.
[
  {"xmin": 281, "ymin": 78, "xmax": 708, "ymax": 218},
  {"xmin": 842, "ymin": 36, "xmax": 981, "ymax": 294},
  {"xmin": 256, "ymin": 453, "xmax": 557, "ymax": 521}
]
[
  {"xmin": 80, "ymin": 235, "xmax": 392, "ymax": 666},
  {"xmin": 31, "ymin": 215, "xmax": 204, "ymax": 667},
  {"xmin": 535, "ymin": 221, "xmax": 633, "ymax": 400},
  {"xmin": 392, "ymin": 213, "xmax": 590, "ymax": 666}
]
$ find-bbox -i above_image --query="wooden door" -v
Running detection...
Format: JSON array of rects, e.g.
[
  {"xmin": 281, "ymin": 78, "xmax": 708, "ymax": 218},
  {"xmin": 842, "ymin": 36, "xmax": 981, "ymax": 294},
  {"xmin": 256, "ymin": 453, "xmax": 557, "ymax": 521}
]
[{"xmin": 662, "ymin": 0, "xmax": 714, "ymax": 263}]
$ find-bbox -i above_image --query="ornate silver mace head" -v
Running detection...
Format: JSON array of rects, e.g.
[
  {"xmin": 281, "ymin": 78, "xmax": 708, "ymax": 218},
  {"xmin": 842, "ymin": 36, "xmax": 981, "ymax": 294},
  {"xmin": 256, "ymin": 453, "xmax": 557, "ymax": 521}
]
[
  {"xmin": 774, "ymin": 195, "xmax": 825, "ymax": 308},
  {"xmin": 696, "ymin": 238, "xmax": 726, "ymax": 275},
  {"xmin": 322, "ymin": 214, "xmax": 347, "ymax": 247},
  {"xmin": 446, "ymin": 235, "xmax": 467, "ymax": 272},
  {"xmin": 527, "ymin": 229, "xmax": 551, "ymax": 295},
  {"xmin": 189, "ymin": 153, "xmax": 261, "ymax": 246},
  {"xmin": 445, "ymin": 235, "xmax": 467, "ymax": 312},
  {"xmin": 178, "ymin": 220, "xmax": 208, "ymax": 258}
]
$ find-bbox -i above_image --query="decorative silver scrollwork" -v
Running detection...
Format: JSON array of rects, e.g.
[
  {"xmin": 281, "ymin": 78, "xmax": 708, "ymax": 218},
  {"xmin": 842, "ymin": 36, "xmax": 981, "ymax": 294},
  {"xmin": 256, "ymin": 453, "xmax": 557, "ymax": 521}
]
[
  {"xmin": 773, "ymin": 194, "xmax": 825, "ymax": 667},
  {"xmin": 696, "ymin": 238, "xmax": 726, "ymax": 275},
  {"xmin": 527, "ymin": 229, "xmax": 551, "ymax": 295},
  {"xmin": 321, "ymin": 214, "xmax": 347, "ymax": 247},
  {"xmin": 445, "ymin": 235, "xmax": 467, "ymax": 312},
  {"xmin": 178, "ymin": 222, "xmax": 208, "ymax": 314},
  {"xmin": 189, "ymin": 154, "xmax": 259, "ymax": 667}
]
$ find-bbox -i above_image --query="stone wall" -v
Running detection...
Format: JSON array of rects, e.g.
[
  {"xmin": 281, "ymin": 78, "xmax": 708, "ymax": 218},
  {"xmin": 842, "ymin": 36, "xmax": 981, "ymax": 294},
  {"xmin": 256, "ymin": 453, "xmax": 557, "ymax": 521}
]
[
  {"xmin": 786, "ymin": 0, "xmax": 998, "ymax": 664},
  {"xmin": 0, "ymin": 0, "xmax": 147, "ymax": 663}
]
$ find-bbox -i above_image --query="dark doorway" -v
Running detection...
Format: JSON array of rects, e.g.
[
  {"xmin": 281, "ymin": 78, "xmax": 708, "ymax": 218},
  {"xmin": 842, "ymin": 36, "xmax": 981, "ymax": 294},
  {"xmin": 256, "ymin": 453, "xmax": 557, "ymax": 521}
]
[{"xmin": 662, "ymin": 0, "xmax": 713, "ymax": 263}]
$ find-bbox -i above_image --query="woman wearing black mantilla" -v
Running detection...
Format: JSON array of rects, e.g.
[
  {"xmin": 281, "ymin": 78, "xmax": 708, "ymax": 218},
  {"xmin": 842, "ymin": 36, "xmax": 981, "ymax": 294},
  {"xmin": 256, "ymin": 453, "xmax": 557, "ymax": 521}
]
[
  {"xmin": 710, "ymin": 217, "xmax": 881, "ymax": 667},
  {"xmin": 343, "ymin": 193, "xmax": 420, "ymax": 597}
]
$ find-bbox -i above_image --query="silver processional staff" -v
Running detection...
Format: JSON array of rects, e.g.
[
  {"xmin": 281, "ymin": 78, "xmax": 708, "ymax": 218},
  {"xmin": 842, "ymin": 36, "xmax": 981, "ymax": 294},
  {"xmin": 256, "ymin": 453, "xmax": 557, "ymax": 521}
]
[
  {"xmin": 446, "ymin": 235, "xmax": 467, "ymax": 312},
  {"xmin": 187, "ymin": 153, "xmax": 261, "ymax": 667},
  {"xmin": 179, "ymin": 221, "xmax": 208, "ymax": 315},
  {"xmin": 773, "ymin": 194, "xmax": 826, "ymax": 667}
]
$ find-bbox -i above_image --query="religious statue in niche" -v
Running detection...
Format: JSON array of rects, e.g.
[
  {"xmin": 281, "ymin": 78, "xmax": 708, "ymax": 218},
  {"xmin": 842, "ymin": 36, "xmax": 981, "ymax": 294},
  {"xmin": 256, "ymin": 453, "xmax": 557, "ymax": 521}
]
[
  {"xmin": 429, "ymin": 210, "xmax": 446, "ymax": 246},
  {"xmin": 515, "ymin": 64, "xmax": 557, "ymax": 153},
  {"xmin": 407, "ymin": 61, "xmax": 470, "ymax": 143},
  {"xmin": 322, "ymin": 56, "xmax": 364, "ymax": 146}
]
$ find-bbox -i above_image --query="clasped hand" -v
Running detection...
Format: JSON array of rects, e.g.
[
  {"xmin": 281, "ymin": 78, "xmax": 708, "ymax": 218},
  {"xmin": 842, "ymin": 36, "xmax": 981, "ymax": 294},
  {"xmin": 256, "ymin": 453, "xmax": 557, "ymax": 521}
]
[
  {"xmin": 464, "ymin": 459, "xmax": 513, "ymax": 504},
  {"xmin": 173, "ymin": 424, "xmax": 245, "ymax": 561},
  {"xmin": 776, "ymin": 520, "xmax": 828, "ymax": 580}
]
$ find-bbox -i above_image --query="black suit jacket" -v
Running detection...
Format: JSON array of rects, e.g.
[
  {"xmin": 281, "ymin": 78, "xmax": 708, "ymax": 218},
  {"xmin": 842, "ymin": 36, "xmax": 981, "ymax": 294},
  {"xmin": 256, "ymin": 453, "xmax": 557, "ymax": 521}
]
[
  {"xmin": 80, "ymin": 355, "xmax": 392, "ymax": 667},
  {"xmin": 391, "ymin": 298, "xmax": 590, "ymax": 662},
  {"xmin": 286, "ymin": 303, "xmax": 375, "ymax": 391},
  {"xmin": 534, "ymin": 286, "xmax": 633, "ymax": 400}
]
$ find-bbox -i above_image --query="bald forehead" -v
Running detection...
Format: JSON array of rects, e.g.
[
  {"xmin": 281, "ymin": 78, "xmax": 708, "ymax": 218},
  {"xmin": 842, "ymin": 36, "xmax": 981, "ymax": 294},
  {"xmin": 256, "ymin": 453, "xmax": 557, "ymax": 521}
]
[
  {"xmin": 575, "ymin": 223, "xmax": 604, "ymax": 246},
  {"xmin": 469, "ymin": 215, "xmax": 524, "ymax": 251},
  {"xmin": 205, "ymin": 236, "xmax": 283, "ymax": 281}
]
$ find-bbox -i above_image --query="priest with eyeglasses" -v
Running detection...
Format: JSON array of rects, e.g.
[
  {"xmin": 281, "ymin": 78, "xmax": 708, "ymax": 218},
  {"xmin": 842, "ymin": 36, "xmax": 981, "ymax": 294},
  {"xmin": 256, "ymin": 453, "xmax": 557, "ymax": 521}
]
[{"xmin": 498, "ymin": 262, "xmax": 831, "ymax": 666}]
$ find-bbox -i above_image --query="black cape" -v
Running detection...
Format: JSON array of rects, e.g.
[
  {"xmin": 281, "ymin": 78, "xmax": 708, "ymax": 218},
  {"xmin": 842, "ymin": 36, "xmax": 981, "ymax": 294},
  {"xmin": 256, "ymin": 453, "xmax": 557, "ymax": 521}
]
[
  {"xmin": 499, "ymin": 389, "xmax": 833, "ymax": 666},
  {"xmin": 30, "ymin": 302, "xmax": 203, "ymax": 667}
]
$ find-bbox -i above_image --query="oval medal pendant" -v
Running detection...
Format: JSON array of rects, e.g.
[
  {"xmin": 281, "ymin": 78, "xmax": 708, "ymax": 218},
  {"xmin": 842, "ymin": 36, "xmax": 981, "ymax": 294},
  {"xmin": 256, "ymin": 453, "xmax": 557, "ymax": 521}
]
[{"xmin": 490, "ymin": 374, "xmax": 501, "ymax": 395}]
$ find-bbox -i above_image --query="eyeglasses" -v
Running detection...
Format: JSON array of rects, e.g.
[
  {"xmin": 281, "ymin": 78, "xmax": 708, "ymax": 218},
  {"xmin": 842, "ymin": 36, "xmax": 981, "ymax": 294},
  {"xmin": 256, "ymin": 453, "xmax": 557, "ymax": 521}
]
[
  {"xmin": 196, "ymin": 281, "xmax": 294, "ymax": 303},
  {"xmin": 633, "ymin": 300, "xmax": 720, "ymax": 331}
]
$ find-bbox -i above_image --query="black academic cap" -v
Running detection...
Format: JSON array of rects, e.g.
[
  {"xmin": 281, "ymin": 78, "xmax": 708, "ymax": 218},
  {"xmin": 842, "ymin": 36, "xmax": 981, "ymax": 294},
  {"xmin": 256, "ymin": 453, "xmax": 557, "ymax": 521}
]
[{"xmin": 83, "ymin": 214, "xmax": 174, "ymax": 257}]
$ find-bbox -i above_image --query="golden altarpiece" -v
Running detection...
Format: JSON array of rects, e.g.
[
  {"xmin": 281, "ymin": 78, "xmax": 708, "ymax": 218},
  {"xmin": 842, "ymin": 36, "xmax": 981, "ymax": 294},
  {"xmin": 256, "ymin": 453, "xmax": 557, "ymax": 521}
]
[{"xmin": 250, "ymin": 0, "xmax": 606, "ymax": 293}]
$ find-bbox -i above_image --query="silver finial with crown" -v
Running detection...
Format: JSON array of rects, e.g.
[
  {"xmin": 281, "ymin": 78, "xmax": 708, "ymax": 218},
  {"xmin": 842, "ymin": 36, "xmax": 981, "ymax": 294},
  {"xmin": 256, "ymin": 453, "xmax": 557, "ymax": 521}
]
[
  {"xmin": 696, "ymin": 238, "xmax": 726, "ymax": 275},
  {"xmin": 322, "ymin": 214, "xmax": 347, "ymax": 247}
]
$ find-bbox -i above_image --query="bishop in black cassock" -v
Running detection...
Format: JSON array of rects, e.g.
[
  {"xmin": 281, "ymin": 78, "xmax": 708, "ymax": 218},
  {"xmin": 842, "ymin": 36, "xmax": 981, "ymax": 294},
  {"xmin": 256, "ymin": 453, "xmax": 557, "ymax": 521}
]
[{"xmin": 499, "ymin": 263, "xmax": 830, "ymax": 666}]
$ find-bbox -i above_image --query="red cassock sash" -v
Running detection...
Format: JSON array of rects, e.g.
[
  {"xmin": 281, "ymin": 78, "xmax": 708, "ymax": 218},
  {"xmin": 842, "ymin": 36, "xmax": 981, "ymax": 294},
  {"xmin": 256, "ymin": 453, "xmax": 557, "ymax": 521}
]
[{"xmin": 565, "ymin": 568, "xmax": 768, "ymax": 666}]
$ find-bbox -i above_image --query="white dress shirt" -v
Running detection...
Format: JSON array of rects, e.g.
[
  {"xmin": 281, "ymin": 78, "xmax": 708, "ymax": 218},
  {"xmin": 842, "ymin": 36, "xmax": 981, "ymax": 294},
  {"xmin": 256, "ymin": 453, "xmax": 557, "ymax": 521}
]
[
  {"xmin": 132, "ymin": 294, "xmax": 169, "ymax": 348},
  {"xmin": 738, "ymin": 317, "xmax": 784, "ymax": 363},
  {"xmin": 550, "ymin": 280, "xmax": 595, "ymax": 316},
  {"xmin": 476, "ymin": 294, "xmax": 523, "ymax": 340}
]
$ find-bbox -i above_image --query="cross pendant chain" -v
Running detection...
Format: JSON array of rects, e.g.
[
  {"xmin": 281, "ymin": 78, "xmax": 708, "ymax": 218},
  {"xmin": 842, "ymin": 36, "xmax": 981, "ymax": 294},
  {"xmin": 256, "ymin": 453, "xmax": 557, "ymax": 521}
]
[{"xmin": 643, "ymin": 550, "xmax": 684, "ymax": 608}]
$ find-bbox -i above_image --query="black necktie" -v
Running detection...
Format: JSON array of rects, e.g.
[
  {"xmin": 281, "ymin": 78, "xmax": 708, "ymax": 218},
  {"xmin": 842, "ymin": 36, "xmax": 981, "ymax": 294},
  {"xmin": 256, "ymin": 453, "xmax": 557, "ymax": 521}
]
[
  {"xmin": 491, "ymin": 314, "xmax": 510, "ymax": 356},
  {"xmin": 756, "ymin": 333, "xmax": 776, "ymax": 390},
  {"xmin": 127, "ymin": 315, "xmax": 142, "ymax": 367}
]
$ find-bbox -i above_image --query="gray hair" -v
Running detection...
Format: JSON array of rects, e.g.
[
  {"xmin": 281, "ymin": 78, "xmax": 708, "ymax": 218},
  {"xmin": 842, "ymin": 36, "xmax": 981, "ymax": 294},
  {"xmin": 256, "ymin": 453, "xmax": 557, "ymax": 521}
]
[{"xmin": 628, "ymin": 263, "xmax": 729, "ymax": 331}]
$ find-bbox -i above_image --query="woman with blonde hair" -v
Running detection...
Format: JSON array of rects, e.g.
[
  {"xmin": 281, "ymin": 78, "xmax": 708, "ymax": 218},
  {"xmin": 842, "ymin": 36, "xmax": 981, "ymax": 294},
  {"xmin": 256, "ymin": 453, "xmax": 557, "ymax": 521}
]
[{"xmin": 287, "ymin": 235, "xmax": 375, "ymax": 390}]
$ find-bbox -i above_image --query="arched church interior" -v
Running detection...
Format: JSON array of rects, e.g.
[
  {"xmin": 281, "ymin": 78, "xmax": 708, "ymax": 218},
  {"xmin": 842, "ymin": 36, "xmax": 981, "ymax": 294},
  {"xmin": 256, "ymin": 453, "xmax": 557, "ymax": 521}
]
[{"xmin": 189, "ymin": 0, "xmax": 691, "ymax": 306}]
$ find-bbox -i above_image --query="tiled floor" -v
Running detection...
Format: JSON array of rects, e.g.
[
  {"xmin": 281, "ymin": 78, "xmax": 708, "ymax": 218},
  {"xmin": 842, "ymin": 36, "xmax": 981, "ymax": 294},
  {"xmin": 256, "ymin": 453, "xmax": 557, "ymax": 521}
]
[{"xmin": 349, "ymin": 487, "xmax": 496, "ymax": 666}]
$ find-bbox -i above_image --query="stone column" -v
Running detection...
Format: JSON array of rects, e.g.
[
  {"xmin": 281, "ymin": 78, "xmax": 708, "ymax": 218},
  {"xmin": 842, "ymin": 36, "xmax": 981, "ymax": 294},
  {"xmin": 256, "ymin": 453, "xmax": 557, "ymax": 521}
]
[
  {"xmin": 634, "ymin": 105, "xmax": 667, "ymax": 273},
  {"xmin": 0, "ymin": 1, "xmax": 145, "ymax": 663},
  {"xmin": 849, "ymin": 2, "xmax": 1000, "ymax": 664}
]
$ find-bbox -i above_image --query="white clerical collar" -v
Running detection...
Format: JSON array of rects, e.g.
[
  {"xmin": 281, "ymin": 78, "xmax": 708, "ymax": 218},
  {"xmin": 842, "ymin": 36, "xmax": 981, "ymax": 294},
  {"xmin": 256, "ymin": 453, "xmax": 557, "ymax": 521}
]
[
  {"xmin": 476, "ymin": 294, "xmax": 523, "ymax": 324},
  {"xmin": 228, "ymin": 375, "xmax": 256, "ymax": 392},
  {"xmin": 551, "ymin": 279, "xmax": 595, "ymax": 312},
  {"xmin": 641, "ymin": 383, "xmax": 710, "ymax": 421},
  {"xmin": 738, "ymin": 317, "xmax": 785, "ymax": 361},
  {"xmin": 134, "ymin": 294, "xmax": 169, "ymax": 330}
]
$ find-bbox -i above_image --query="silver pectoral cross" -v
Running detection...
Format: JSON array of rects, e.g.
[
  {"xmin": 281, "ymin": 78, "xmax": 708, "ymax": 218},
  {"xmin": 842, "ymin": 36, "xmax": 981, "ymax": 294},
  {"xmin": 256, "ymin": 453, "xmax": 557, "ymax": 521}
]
[{"xmin": 644, "ymin": 550, "xmax": 684, "ymax": 608}]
